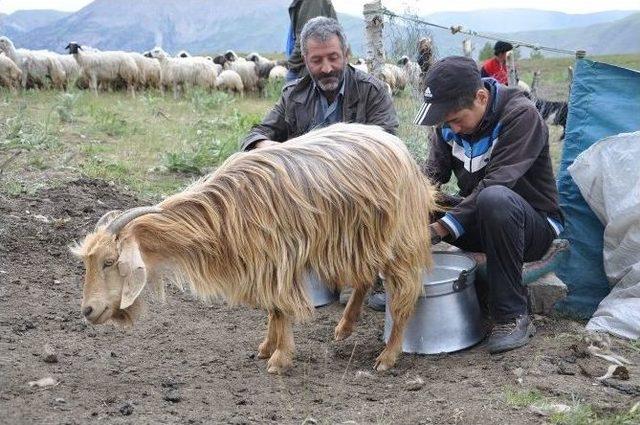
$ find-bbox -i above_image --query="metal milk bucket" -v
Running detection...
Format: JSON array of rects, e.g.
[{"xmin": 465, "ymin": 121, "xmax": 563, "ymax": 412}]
[
  {"xmin": 384, "ymin": 252, "xmax": 485, "ymax": 354},
  {"xmin": 304, "ymin": 270, "xmax": 339, "ymax": 307}
]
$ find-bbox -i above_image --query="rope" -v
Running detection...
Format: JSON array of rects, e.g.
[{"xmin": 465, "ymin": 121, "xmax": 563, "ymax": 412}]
[{"xmin": 376, "ymin": 7, "xmax": 580, "ymax": 56}]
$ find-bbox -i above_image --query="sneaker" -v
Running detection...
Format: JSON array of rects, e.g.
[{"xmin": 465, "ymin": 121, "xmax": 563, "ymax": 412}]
[
  {"xmin": 487, "ymin": 315, "xmax": 536, "ymax": 354},
  {"xmin": 367, "ymin": 292, "xmax": 386, "ymax": 311}
]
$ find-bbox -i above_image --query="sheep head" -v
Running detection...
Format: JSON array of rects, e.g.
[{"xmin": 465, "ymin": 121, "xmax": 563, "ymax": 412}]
[
  {"xmin": 65, "ymin": 42, "xmax": 82, "ymax": 54},
  {"xmin": 71, "ymin": 207, "xmax": 162, "ymax": 328}
]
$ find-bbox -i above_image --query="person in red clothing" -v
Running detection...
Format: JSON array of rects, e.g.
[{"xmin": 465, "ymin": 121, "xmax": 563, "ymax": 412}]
[{"xmin": 481, "ymin": 41, "xmax": 513, "ymax": 85}]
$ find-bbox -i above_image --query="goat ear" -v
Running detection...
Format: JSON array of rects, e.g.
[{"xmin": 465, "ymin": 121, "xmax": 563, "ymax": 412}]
[{"xmin": 117, "ymin": 238, "xmax": 147, "ymax": 309}]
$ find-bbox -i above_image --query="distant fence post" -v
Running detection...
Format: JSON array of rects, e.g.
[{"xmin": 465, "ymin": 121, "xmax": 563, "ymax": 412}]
[
  {"xmin": 508, "ymin": 47, "xmax": 518, "ymax": 86},
  {"xmin": 531, "ymin": 70, "xmax": 540, "ymax": 100},
  {"xmin": 462, "ymin": 38, "xmax": 472, "ymax": 57},
  {"xmin": 363, "ymin": 0, "xmax": 385, "ymax": 80}
]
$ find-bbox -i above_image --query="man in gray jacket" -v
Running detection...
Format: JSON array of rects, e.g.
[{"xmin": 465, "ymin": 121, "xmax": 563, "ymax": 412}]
[{"xmin": 240, "ymin": 17, "xmax": 398, "ymax": 152}]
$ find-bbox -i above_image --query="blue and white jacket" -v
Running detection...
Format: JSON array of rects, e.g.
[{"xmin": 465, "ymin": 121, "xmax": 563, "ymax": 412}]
[{"xmin": 425, "ymin": 78, "xmax": 564, "ymax": 240}]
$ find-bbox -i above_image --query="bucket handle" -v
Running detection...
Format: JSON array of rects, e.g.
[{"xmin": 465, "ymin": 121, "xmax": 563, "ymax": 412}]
[{"xmin": 453, "ymin": 270, "xmax": 469, "ymax": 292}]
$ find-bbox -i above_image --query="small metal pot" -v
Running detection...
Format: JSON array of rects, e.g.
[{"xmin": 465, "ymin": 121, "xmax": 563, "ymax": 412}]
[
  {"xmin": 304, "ymin": 270, "xmax": 339, "ymax": 307},
  {"xmin": 384, "ymin": 252, "xmax": 485, "ymax": 354}
]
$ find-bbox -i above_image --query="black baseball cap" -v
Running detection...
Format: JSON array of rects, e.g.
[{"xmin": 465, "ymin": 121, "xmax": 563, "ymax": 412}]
[{"xmin": 413, "ymin": 56, "xmax": 482, "ymax": 127}]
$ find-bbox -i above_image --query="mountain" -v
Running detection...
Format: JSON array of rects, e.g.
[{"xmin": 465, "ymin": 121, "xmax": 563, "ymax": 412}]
[
  {"xmin": 424, "ymin": 9, "xmax": 636, "ymax": 33},
  {"xmin": 6, "ymin": 2, "xmax": 639, "ymax": 59},
  {"xmin": 0, "ymin": 9, "xmax": 71, "ymax": 38},
  {"xmin": 499, "ymin": 12, "xmax": 640, "ymax": 57}
]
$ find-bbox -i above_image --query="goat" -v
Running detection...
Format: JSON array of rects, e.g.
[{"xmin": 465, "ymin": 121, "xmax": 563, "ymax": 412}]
[{"xmin": 71, "ymin": 123, "xmax": 435, "ymax": 374}]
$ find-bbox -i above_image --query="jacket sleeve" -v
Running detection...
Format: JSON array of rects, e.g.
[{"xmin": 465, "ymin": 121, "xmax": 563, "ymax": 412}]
[
  {"xmin": 423, "ymin": 127, "xmax": 453, "ymax": 186},
  {"xmin": 240, "ymin": 95, "xmax": 289, "ymax": 151},
  {"xmin": 288, "ymin": 0, "xmax": 338, "ymax": 72},
  {"xmin": 439, "ymin": 106, "xmax": 548, "ymax": 239},
  {"xmin": 365, "ymin": 84, "xmax": 399, "ymax": 135}
]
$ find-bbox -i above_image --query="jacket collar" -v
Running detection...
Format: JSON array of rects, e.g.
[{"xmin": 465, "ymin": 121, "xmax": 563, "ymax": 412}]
[{"xmin": 291, "ymin": 65, "xmax": 360, "ymax": 108}]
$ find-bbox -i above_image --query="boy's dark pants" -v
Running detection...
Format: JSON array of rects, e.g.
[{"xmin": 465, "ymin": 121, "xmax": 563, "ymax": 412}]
[{"xmin": 443, "ymin": 186, "xmax": 556, "ymax": 321}]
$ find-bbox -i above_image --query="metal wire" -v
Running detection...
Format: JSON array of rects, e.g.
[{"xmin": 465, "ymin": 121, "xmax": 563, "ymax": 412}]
[{"xmin": 377, "ymin": 7, "xmax": 580, "ymax": 56}]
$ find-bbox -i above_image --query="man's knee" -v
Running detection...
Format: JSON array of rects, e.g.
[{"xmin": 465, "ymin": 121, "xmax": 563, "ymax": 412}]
[{"xmin": 477, "ymin": 185, "xmax": 519, "ymax": 222}]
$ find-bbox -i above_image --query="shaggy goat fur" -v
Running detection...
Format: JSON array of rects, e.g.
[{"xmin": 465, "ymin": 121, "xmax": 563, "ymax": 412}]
[{"xmin": 73, "ymin": 123, "xmax": 435, "ymax": 373}]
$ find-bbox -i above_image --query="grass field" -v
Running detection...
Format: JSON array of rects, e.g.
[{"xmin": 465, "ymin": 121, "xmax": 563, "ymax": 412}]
[{"xmin": 1, "ymin": 53, "xmax": 639, "ymax": 199}]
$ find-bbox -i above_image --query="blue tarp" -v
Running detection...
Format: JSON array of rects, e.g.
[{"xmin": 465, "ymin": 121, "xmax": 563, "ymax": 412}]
[{"xmin": 556, "ymin": 59, "xmax": 640, "ymax": 318}]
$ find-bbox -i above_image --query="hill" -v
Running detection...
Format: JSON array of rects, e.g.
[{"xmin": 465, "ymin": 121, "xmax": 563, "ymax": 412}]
[{"xmin": 5, "ymin": 1, "xmax": 639, "ymax": 58}]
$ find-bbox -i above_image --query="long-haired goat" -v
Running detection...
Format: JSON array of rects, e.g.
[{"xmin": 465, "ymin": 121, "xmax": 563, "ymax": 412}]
[{"xmin": 71, "ymin": 123, "xmax": 435, "ymax": 374}]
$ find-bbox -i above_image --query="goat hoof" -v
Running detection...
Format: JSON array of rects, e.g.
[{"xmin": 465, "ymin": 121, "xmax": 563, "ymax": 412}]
[
  {"xmin": 257, "ymin": 341, "xmax": 273, "ymax": 359},
  {"xmin": 266, "ymin": 350, "xmax": 292, "ymax": 374},
  {"xmin": 374, "ymin": 349, "xmax": 396, "ymax": 371},
  {"xmin": 334, "ymin": 319, "xmax": 354, "ymax": 341}
]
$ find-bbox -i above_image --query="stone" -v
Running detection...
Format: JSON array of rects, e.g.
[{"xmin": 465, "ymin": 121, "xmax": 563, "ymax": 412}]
[
  {"xmin": 528, "ymin": 273, "xmax": 567, "ymax": 315},
  {"xmin": 43, "ymin": 344, "xmax": 58, "ymax": 363}
]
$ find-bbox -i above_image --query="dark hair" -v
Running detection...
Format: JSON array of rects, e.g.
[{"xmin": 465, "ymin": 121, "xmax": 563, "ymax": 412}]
[
  {"xmin": 448, "ymin": 81, "xmax": 484, "ymax": 112},
  {"xmin": 494, "ymin": 41, "xmax": 513, "ymax": 55},
  {"xmin": 300, "ymin": 17, "xmax": 348, "ymax": 56}
]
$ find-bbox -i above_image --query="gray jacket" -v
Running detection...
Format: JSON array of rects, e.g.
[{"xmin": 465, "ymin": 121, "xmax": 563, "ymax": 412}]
[{"xmin": 241, "ymin": 65, "xmax": 398, "ymax": 151}]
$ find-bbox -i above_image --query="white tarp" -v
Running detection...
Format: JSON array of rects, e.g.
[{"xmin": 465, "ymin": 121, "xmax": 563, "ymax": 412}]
[{"xmin": 568, "ymin": 131, "xmax": 640, "ymax": 340}]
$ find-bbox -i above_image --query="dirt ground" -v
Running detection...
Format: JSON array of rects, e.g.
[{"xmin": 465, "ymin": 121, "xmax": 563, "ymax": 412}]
[{"xmin": 1, "ymin": 178, "xmax": 638, "ymax": 425}]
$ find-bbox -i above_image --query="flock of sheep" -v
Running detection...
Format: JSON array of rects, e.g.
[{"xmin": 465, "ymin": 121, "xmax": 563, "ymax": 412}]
[
  {"xmin": 0, "ymin": 35, "xmax": 421, "ymax": 98},
  {"xmin": 0, "ymin": 36, "xmax": 289, "ymax": 98}
]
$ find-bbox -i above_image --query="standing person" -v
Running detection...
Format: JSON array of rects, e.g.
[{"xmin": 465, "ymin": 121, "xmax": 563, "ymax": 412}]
[
  {"xmin": 285, "ymin": 0, "xmax": 337, "ymax": 82},
  {"xmin": 481, "ymin": 41, "xmax": 512, "ymax": 85},
  {"xmin": 241, "ymin": 16, "xmax": 397, "ymax": 151},
  {"xmin": 415, "ymin": 56, "xmax": 564, "ymax": 353}
]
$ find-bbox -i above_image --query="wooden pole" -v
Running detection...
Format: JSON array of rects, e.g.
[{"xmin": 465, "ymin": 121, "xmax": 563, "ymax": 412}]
[
  {"xmin": 462, "ymin": 39, "xmax": 472, "ymax": 57},
  {"xmin": 363, "ymin": 0, "xmax": 385, "ymax": 80}
]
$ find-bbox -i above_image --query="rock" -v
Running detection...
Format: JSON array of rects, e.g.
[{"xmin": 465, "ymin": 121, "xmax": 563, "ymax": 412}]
[
  {"xmin": 164, "ymin": 390, "xmax": 181, "ymax": 403},
  {"xmin": 28, "ymin": 377, "xmax": 58, "ymax": 388},
  {"xmin": 55, "ymin": 398, "xmax": 66, "ymax": 404},
  {"xmin": 119, "ymin": 403, "xmax": 134, "ymax": 416},
  {"xmin": 528, "ymin": 273, "xmax": 567, "ymax": 315},
  {"xmin": 302, "ymin": 417, "xmax": 317, "ymax": 425},
  {"xmin": 529, "ymin": 403, "xmax": 571, "ymax": 416},
  {"xmin": 43, "ymin": 344, "xmax": 58, "ymax": 363},
  {"xmin": 354, "ymin": 370, "xmax": 374, "ymax": 380},
  {"xmin": 405, "ymin": 376, "xmax": 425, "ymax": 391}
]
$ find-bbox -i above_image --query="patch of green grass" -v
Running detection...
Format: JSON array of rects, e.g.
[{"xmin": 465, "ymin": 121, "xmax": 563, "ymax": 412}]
[
  {"xmin": 89, "ymin": 106, "xmax": 132, "ymax": 137},
  {"xmin": 504, "ymin": 386, "xmax": 544, "ymax": 408},
  {"xmin": 56, "ymin": 92, "xmax": 80, "ymax": 123},
  {"xmin": 549, "ymin": 403, "xmax": 595, "ymax": 425}
]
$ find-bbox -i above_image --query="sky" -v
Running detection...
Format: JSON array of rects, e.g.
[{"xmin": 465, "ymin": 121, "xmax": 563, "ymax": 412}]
[{"xmin": 0, "ymin": 0, "xmax": 639, "ymax": 15}]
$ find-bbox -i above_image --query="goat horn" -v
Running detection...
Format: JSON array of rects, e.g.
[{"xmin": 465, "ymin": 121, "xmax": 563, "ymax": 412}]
[
  {"xmin": 95, "ymin": 209, "xmax": 121, "ymax": 231},
  {"xmin": 106, "ymin": 206, "xmax": 163, "ymax": 235}
]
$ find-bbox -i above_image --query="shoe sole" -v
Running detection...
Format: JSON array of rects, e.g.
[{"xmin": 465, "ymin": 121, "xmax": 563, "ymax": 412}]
[{"xmin": 488, "ymin": 322, "xmax": 536, "ymax": 354}]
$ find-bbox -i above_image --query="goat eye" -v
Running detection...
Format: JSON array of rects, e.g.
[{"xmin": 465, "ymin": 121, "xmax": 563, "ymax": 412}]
[{"xmin": 103, "ymin": 259, "xmax": 115, "ymax": 269}]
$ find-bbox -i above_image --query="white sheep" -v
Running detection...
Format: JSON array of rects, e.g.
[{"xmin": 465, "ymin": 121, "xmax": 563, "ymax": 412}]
[
  {"xmin": 352, "ymin": 58, "xmax": 368, "ymax": 73},
  {"xmin": 129, "ymin": 52, "xmax": 161, "ymax": 89},
  {"xmin": 0, "ymin": 36, "xmax": 66, "ymax": 89},
  {"xmin": 380, "ymin": 63, "xmax": 407, "ymax": 95},
  {"xmin": 149, "ymin": 47, "xmax": 216, "ymax": 98},
  {"xmin": 215, "ymin": 54, "xmax": 258, "ymax": 93},
  {"xmin": 215, "ymin": 69, "xmax": 244, "ymax": 95},
  {"xmin": 268, "ymin": 65, "xmax": 287, "ymax": 80},
  {"xmin": 397, "ymin": 55, "xmax": 421, "ymax": 93},
  {"xmin": 65, "ymin": 42, "xmax": 138, "ymax": 97},
  {"xmin": 0, "ymin": 52, "xmax": 23, "ymax": 90}
]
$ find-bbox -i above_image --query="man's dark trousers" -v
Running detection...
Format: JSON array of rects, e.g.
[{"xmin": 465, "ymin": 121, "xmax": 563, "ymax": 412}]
[{"xmin": 448, "ymin": 185, "xmax": 556, "ymax": 321}]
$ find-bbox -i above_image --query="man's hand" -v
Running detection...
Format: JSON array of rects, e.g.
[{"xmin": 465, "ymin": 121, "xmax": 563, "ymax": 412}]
[
  {"xmin": 429, "ymin": 222, "xmax": 450, "ymax": 245},
  {"xmin": 255, "ymin": 140, "xmax": 280, "ymax": 149}
]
